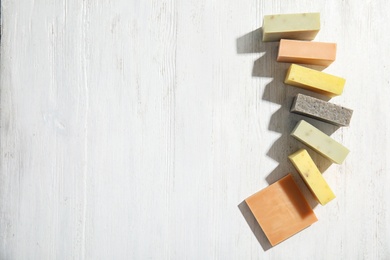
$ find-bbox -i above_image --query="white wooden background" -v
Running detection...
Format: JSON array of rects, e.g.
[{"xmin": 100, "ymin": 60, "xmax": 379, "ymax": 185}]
[{"xmin": 1, "ymin": 0, "xmax": 390, "ymax": 259}]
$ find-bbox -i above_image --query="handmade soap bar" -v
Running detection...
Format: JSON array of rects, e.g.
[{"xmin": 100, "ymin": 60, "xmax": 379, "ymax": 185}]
[
  {"xmin": 277, "ymin": 39, "xmax": 336, "ymax": 66},
  {"xmin": 262, "ymin": 13, "xmax": 320, "ymax": 42},
  {"xmin": 245, "ymin": 174, "xmax": 317, "ymax": 246},
  {"xmin": 289, "ymin": 149, "xmax": 336, "ymax": 205},
  {"xmin": 285, "ymin": 64, "xmax": 346, "ymax": 97},
  {"xmin": 291, "ymin": 93, "xmax": 353, "ymax": 126},
  {"xmin": 291, "ymin": 120, "xmax": 350, "ymax": 164}
]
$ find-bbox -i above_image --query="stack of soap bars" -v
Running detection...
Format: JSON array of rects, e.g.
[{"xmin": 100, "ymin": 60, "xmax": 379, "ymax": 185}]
[{"xmin": 244, "ymin": 13, "xmax": 353, "ymax": 247}]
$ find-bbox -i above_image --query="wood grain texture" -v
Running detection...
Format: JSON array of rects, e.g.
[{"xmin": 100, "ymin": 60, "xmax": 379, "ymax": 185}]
[{"xmin": 1, "ymin": 0, "xmax": 390, "ymax": 259}]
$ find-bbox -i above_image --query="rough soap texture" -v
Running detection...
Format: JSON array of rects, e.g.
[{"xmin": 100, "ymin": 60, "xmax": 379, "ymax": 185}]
[{"xmin": 291, "ymin": 93, "xmax": 353, "ymax": 126}]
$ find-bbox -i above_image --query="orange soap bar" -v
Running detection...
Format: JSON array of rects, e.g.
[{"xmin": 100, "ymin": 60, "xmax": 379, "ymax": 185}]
[
  {"xmin": 277, "ymin": 39, "xmax": 336, "ymax": 66},
  {"xmin": 245, "ymin": 174, "xmax": 317, "ymax": 246}
]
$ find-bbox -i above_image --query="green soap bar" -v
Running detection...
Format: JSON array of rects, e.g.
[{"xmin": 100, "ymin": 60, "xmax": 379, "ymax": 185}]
[
  {"xmin": 291, "ymin": 120, "xmax": 350, "ymax": 164},
  {"xmin": 263, "ymin": 13, "xmax": 320, "ymax": 42}
]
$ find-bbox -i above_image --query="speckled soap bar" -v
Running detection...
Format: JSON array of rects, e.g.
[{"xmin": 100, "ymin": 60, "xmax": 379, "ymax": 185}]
[
  {"xmin": 289, "ymin": 149, "xmax": 336, "ymax": 206},
  {"xmin": 291, "ymin": 120, "xmax": 350, "ymax": 164},
  {"xmin": 262, "ymin": 13, "xmax": 320, "ymax": 42},
  {"xmin": 291, "ymin": 94, "xmax": 353, "ymax": 126}
]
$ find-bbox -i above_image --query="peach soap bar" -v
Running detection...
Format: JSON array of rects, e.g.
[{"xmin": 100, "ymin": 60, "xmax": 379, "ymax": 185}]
[
  {"xmin": 291, "ymin": 120, "xmax": 350, "ymax": 164},
  {"xmin": 285, "ymin": 64, "xmax": 346, "ymax": 97},
  {"xmin": 277, "ymin": 39, "xmax": 336, "ymax": 66},
  {"xmin": 289, "ymin": 149, "xmax": 336, "ymax": 205},
  {"xmin": 245, "ymin": 174, "xmax": 318, "ymax": 246},
  {"xmin": 262, "ymin": 13, "xmax": 320, "ymax": 42}
]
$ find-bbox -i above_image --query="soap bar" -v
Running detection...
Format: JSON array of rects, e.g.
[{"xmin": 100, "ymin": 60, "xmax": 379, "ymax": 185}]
[
  {"xmin": 291, "ymin": 93, "xmax": 353, "ymax": 126},
  {"xmin": 289, "ymin": 149, "xmax": 336, "ymax": 205},
  {"xmin": 285, "ymin": 64, "xmax": 346, "ymax": 97},
  {"xmin": 291, "ymin": 120, "xmax": 350, "ymax": 164},
  {"xmin": 277, "ymin": 39, "xmax": 336, "ymax": 66},
  {"xmin": 262, "ymin": 13, "xmax": 320, "ymax": 42},
  {"xmin": 245, "ymin": 174, "xmax": 317, "ymax": 246}
]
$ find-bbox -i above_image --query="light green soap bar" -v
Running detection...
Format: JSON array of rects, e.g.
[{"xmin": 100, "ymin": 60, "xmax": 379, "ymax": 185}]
[
  {"xmin": 262, "ymin": 13, "xmax": 320, "ymax": 42},
  {"xmin": 291, "ymin": 120, "xmax": 349, "ymax": 164}
]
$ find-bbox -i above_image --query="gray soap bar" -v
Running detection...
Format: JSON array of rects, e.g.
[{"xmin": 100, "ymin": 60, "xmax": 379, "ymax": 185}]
[{"xmin": 290, "ymin": 94, "xmax": 353, "ymax": 126}]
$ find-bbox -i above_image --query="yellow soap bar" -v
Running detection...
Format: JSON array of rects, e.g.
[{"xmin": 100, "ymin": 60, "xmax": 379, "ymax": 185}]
[
  {"xmin": 289, "ymin": 149, "xmax": 336, "ymax": 205},
  {"xmin": 262, "ymin": 13, "xmax": 320, "ymax": 42},
  {"xmin": 285, "ymin": 64, "xmax": 346, "ymax": 97},
  {"xmin": 291, "ymin": 120, "xmax": 350, "ymax": 164}
]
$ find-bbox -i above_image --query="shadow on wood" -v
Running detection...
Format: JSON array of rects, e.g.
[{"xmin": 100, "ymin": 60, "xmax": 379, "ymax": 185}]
[
  {"xmin": 238, "ymin": 200, "xmax": 272, "ymax": 252},
  {"xmin": 236, "ymin": 27, "xmax": 265, "ymax": 53}
]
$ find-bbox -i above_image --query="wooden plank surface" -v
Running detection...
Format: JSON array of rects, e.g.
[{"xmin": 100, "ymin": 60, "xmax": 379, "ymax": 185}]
[{"xmin": 1, "ymin": 0, "xmax": 389, "ymax": 259}]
